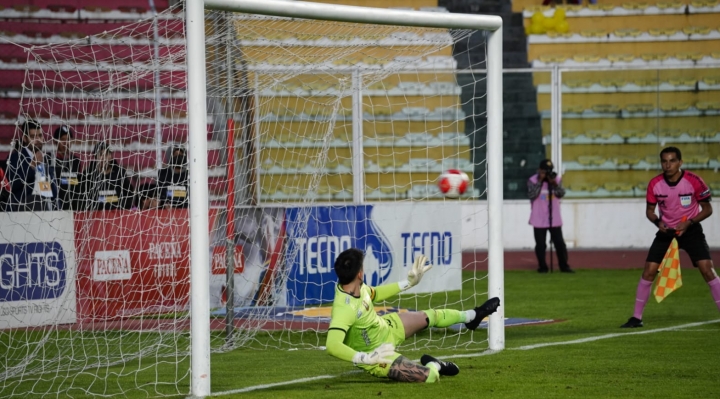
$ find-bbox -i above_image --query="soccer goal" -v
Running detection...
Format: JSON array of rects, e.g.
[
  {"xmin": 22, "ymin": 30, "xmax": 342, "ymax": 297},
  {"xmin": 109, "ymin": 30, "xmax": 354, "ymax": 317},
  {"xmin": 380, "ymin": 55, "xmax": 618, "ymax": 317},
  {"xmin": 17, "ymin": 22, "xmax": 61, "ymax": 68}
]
[
  {"xmin": 187, "ymin": 0, "xmax": 504, "ymax": 395},
  {"xmin": 1, "ymin": 0, "xmax": 502, "ymax": 397}
]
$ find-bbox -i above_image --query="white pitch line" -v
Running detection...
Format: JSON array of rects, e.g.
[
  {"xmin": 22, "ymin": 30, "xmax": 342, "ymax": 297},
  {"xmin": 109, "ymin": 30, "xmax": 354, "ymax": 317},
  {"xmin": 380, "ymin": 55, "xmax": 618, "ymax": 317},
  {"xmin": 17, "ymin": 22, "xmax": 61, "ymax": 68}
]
[
  {"xmin": 512, "ymin": 319, "xmax": 720, "ymax": 351},
  {"xmin": 211, "ymin": 318, "xmax": 720, "ymax": 396}
]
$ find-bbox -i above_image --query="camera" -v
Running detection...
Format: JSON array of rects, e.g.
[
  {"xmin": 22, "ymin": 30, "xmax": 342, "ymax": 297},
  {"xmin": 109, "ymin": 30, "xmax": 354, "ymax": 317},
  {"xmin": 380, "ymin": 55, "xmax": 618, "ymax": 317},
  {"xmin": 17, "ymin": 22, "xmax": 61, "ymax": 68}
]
[{"xmin": 548, "ymin": 171, "xmax": 557, "ymax": 179}]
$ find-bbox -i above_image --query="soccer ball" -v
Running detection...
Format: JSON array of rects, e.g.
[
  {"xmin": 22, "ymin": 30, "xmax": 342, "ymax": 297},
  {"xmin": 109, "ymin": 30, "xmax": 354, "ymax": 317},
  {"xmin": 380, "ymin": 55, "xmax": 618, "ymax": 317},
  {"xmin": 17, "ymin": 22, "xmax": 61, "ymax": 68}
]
[{"xmin": 437, "ymin": 169, "xmax": 469, "ymax": 199}]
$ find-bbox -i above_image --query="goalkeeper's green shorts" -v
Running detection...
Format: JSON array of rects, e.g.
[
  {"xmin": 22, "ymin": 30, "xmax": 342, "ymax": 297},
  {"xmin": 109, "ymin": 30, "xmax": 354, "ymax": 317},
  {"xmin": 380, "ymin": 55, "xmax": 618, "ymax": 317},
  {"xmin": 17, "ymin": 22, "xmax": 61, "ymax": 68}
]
[{"xmin": 357, "ymin": 313, "xmax": 405, "ymax": 378}]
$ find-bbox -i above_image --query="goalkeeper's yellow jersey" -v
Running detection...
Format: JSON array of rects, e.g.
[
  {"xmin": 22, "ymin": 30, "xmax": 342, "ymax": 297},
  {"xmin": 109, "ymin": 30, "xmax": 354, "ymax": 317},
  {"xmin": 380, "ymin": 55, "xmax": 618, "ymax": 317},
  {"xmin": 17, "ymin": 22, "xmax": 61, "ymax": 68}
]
[{"xmin": 328, "ymin": 283, "xmax": 390, "ymax": 352}]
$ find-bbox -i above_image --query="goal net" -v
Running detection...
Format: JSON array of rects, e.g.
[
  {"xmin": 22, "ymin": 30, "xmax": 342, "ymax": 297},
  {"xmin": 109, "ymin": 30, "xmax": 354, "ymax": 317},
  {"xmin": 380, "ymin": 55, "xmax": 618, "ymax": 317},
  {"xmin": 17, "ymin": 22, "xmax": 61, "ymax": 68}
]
[{"xmin": 0, "ymin": 1, "xmax": 502, "ymax": 397}]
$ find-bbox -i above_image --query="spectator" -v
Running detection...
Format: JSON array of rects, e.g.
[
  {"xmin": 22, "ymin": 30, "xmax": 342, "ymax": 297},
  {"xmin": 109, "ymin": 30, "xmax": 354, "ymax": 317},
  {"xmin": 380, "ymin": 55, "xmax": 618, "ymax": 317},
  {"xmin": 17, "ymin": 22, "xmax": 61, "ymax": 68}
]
[
  {"xmin": 6, "ymin": 120, "xmax": 58, "ymax": 211},
  {"xmin": 135, "ymin": 181, "xmax": 160, "ymax": 210},
  {"xmin": 51, "ymin": 125, "xmax": 83, "ymax": 210},
  {"xmin": 0, "ymin": 167, "xmax": 10, "ymax": 211},
  {"xmin": 82, "ymin": 141, "xmax": 134, "ymax": 211},
  {"xmin": 528, "ymin": 159, "xmax": 574, "ymax": 273},
  {"xmin": 157, "ymin": 145, "xmax": 188, "ymax": 208}
]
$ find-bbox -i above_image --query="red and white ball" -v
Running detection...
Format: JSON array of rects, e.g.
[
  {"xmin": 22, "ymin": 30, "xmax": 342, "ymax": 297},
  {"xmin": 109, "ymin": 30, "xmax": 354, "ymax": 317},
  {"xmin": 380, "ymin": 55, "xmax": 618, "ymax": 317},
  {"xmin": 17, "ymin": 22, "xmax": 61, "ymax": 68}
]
[{"xmin": 437, "ymin": 169, "xmax": 470, "ymax": 199}]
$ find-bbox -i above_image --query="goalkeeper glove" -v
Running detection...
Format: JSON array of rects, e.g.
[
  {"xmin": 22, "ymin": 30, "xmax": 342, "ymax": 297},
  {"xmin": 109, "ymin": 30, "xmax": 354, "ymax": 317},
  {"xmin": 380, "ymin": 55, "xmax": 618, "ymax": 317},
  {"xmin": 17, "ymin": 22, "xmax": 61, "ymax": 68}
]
[
  {"xmin": 400, "ymin": 254, "xmax": 433, "ymax": 291},
  {"xmin": 352, "ymin": 343, "xmax": 396, "ymax": 366}
]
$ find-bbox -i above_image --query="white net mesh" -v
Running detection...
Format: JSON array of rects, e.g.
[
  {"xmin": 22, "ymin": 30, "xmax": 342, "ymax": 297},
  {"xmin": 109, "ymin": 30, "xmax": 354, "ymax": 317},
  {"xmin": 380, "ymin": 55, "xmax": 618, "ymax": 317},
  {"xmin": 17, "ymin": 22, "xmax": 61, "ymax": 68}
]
[{"xmin": 0, "ymin": 4, "xmax": 492, "ymax": 396}]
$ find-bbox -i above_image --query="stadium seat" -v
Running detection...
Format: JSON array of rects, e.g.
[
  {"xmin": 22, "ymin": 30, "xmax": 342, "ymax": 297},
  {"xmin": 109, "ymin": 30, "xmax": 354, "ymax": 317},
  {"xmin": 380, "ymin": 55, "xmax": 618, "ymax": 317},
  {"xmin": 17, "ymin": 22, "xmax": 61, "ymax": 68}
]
[
  {"xmin": 621, "ymin": 2, "xmax": 649, "ymax": 10},
  {"xmin": 659, "ymin": 128, "xmax": 684, "ymax": 138},
  {"xmin": 613, "ymin": 29, "xmax": 642, "ymax": 38},
  {"xmin": 608, "ymin": 54, "xmax": 635, "ymax": 63},
  {"xmin": 568, "ymin": 183, "xmax": 600, "ymax": 192},
  {"xmin": 563, "ymin": 105, "xmax": 585, "ymax": 114},
  {"xmin": 604, "ymin": 182, "xmax": 634, "ymax": 192},
  {"xmin": 696, "ymin": 101, "xmax": 720, "ymax": 110},
  {"xmin": 591, "ymin": 104, "xmax": 621, "ymax": 114},
  {"xmin": 614, "ymin": 156, "xmax": 640, "ymax": 166},
  {"xmin": 585, "ymin": 130, "xmax": 615, "ymax": 139},
  {"xmin": 577, "ymin": 155, "xmax": 606, "ymax": 166},
  {"xmin": 625, "ymin": 103, "xmax": 655, "ymax": 113}
]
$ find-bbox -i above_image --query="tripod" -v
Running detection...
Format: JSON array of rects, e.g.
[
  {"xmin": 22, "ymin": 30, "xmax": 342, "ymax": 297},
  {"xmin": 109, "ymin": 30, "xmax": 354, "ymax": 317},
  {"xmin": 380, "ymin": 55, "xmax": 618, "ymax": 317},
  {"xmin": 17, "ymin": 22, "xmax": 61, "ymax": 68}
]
[{"xmin": 547, "ymin": 177, "xmax": 554, "ymax": 273}]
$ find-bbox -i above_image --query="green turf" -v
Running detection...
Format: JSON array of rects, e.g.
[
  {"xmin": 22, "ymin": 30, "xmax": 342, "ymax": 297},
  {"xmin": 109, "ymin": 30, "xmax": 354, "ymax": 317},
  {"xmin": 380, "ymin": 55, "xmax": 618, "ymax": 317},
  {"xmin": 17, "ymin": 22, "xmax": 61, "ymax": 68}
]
[{"xmin": 2, "ymin": 269, "xmax": 719, "ymax": 398}]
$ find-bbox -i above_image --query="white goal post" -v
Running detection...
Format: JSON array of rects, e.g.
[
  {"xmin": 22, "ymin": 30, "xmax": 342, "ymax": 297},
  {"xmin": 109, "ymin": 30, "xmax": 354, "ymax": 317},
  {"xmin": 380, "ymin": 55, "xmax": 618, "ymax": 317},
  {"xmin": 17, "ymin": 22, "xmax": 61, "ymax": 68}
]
[{"xmin": 185, "ymin": 0, "xmax": 504, "ymax": 396}]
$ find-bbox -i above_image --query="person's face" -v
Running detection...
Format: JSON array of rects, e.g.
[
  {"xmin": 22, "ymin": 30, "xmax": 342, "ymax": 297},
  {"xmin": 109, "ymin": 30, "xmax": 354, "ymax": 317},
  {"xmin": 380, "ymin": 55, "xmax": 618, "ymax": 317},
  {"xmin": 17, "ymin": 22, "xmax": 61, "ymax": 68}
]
[
  {"xmin": 56, "ymin": 133, "xmax": 70, "ymax": 154},
  {"xmin": 24, "ymin": 128, "xmax": 44, "ymax": 150},
  {"xmin": 661, "ymin": 152, "xmax": 682, "ymax": 177}
]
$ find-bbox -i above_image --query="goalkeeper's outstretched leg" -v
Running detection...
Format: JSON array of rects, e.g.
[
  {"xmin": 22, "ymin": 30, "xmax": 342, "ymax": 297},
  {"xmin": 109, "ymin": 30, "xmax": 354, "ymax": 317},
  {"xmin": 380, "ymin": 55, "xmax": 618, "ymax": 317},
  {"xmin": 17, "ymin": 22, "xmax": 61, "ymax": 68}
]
[{"xmin": 397, "ymin": 296, "xmax": 501, "ymax": 337}]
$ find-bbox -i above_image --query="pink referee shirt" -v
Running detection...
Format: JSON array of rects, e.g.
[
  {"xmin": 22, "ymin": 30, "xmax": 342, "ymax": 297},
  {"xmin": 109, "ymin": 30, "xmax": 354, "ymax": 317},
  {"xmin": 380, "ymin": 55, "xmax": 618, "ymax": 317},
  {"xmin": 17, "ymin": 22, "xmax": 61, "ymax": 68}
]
[{"xmin": 646, "ymin": 170, "xmax": 711, "ymax": 229}]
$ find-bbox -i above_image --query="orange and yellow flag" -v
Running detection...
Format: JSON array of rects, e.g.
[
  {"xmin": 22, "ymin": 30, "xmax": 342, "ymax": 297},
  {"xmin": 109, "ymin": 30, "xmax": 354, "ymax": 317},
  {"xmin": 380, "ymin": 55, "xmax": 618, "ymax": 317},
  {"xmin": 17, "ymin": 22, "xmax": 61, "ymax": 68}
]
[{"xmin": 654, "ymin": 238, "xmax": 682, "ymax": 303}]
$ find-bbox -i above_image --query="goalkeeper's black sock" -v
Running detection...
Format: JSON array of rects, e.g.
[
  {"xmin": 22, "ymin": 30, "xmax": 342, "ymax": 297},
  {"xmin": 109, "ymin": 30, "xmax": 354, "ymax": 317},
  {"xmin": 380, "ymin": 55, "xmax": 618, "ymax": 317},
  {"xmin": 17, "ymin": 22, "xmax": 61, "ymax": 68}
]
[
  {"xmin": 421, "ymin": 354, "xmax": 459, "ymax": 376},
  {"xmin": 464, "ymin": 297, "xmax": 500, "ymax": 331}
]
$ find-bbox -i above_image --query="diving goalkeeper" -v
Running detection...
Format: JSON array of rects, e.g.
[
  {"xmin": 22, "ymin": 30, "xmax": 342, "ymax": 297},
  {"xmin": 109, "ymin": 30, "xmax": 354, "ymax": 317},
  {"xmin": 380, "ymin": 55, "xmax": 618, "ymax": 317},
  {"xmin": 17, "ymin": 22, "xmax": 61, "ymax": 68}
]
[{"xmin": 325, "ymin": 248, "xmax": 500, "ymax": 383}]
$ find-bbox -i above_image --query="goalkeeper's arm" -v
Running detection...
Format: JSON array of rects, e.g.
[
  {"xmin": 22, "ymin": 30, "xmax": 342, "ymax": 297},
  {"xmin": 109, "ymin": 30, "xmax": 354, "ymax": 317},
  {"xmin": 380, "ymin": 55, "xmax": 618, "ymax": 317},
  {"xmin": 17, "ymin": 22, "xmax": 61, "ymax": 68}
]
[
  {"xmin": 326, "ymin": 329, "xmax": 394, "ymax": 366},
  {"xmin": 373, "ymin": 254, "xmax": 433, "ymax": 301}
]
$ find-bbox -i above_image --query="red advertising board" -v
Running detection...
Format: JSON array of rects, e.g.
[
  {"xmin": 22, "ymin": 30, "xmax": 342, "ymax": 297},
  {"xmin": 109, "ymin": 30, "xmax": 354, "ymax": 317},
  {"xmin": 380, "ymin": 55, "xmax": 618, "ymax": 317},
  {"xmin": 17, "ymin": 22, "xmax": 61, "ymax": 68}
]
[{"xmin": 74, "ymin": 210, "xmax": 190, "ymax": 321}]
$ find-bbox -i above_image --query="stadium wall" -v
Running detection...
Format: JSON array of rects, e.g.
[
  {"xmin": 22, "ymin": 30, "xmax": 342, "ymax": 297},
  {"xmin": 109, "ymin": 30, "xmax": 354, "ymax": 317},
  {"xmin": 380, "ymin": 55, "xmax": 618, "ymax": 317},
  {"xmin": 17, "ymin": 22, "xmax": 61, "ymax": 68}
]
[{"xmin": 462, "ymin": 199, "xmax": 720, "ymax": 250}]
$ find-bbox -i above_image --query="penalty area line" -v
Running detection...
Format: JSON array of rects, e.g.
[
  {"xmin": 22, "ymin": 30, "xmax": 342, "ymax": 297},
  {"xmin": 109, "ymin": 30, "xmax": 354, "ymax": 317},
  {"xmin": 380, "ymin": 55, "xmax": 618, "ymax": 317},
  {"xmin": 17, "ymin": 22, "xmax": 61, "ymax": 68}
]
[
  {"xmin": 211, "ymin": 319, "xmax": 720, "ymax": 396},
  {"xmin": 511, "ymin": 319, "xmax": 720, "ymax": 351}
]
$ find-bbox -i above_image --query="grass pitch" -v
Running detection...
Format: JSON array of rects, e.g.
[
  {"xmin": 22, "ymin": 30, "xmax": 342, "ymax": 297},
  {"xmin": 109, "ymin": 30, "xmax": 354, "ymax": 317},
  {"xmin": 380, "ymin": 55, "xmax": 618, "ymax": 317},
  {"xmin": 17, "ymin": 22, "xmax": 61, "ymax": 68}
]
[{"xmin": 3, "ymin": 269, "xmax": 719, "ymax": 398}]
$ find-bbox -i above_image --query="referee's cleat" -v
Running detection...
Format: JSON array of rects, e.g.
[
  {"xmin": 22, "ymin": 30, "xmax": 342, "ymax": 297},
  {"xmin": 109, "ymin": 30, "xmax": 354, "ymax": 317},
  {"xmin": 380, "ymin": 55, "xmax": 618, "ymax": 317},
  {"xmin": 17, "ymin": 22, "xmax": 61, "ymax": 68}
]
[
  {"xmin": 620, "ymin": 317, "xmax": 643, "ymax": 328},
  {"xmin": 421, "ymin": 354, "xmax": 460, "ymax": 376},
  {"xmin": 464, "ymin": 297, "xmax": 501, "ymax": 331}
]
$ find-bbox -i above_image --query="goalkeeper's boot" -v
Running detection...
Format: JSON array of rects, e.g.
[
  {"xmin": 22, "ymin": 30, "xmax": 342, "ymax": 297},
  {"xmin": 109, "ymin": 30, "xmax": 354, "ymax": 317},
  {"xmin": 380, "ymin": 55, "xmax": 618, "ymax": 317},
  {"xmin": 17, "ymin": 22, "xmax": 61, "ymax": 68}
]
[
  {"xmin": 620, "ymin": 317, "xmax": 643, "ymax": 328},
  {"xmin": 465, "ymin": 297, "xmax": 501, "ymax": 331},
  {"xmin": 420, "ymin": 354, "xmax": 459, "ymax": 376}
]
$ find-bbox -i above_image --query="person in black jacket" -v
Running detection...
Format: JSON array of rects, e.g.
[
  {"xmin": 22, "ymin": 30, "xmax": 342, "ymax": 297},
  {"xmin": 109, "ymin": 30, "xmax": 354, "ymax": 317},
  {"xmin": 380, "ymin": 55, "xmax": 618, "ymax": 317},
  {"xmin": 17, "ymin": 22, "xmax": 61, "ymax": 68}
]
[
  {"xmin": 82, "ymin": 141, "xmax": 134, "ymax": 211},
  {"xmin": 51, "ymin": 125, "xmax": 83, "ymax": 210},
  {"xmin": 157, "ymin": 145, "xmax": 188, "ymax": 208},
  {"xmin": 6, "ymin": 120, "xmax": 58, "ymax": 211}
]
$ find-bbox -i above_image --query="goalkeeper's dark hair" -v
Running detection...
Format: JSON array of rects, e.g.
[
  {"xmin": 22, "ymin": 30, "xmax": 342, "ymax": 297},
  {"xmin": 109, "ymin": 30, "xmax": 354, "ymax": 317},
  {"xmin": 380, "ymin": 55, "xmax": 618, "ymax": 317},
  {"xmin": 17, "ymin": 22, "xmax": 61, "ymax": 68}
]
[
  {"xmin": 660, "ymin": 146, "xmax": 682, "ymax": 161},
  {"xmin": 334, "ymin": 248, "xmax": 364, "ymax": 285}
]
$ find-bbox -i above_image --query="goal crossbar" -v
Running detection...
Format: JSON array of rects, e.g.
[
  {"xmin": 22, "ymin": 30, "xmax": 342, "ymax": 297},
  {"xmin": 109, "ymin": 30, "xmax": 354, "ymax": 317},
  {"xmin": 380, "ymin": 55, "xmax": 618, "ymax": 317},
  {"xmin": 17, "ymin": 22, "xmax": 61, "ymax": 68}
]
[{"xmin": 185, "ymin": 0, "xmax": 504, "ymax": 396}]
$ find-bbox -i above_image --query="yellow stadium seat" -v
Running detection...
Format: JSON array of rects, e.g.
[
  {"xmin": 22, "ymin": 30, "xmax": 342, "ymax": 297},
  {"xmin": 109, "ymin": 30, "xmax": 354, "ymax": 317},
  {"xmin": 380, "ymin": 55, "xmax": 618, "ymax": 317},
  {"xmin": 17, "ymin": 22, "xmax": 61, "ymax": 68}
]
[
  {"xmin": 659, "ymin": 128, "xmax": 684, "ymax": 137},
  {"xmin": 668, "ymin": 77, "xmax": 697, "ymax": 86},
  {"xmin": 634, "ymin": 79, "xmax": 659, "ymax": 87},
  {"xmin": 645, "ymin": 155, "xmax": 659, "ymax": 165},
  {"xmin": 625, "ymin": 103, "xmax": 655, "ymax": 113},
  {"xmin": 702, "ymin": 76, "xmax": 720, "ymax": 85},
  {"xmin": 614, "ymin": 156, "xmax": 641, "ymax": 166},
  {"xmin": 659, "ymin": 103, "xmax": 691, "ymax": 112},
  {"xmin": 710, "ymin": 182, "xmax": 720, "ymax": 192},
  {"xmin": 696, "ymin": 101, "xmax": 720, "ymax": 110},
  {"xmin": 614, "ymin": 29, "xmax": 642, "ymax": 38},
  {"xmin": 712, "ymin": 52, "xmax": 720, "ymax": 59},
  {"xmin": 580, "ymin": 30, "xmax": 608, "ymax": 38},
  {"xmin": 586, "ymin": 130, "xmax": 614, "ymax": 139},
  {"xmin": 599, "ymin": 79, "xmax": 627, "ymax": 88},
  {"xmin": 690, "ymin": 128, "xmax": 717, "ymax": 138},
  {"xmin": 588, "ymin": 4, "xmax": 616, "ymax": 11},
  {"xmin": 640, "ymin": 53, "xmax": 669, "ymax": 62},
  {"xmin": 605, "ymin": 182, "xmax": 634, "ymax": 191},
  {"xmin": 619, "ymin": 129, "xmax": 651, "ymax": 139},
  {"xmin": 608, "ymin": 54, "xmax": 636, "ymax": 62},
  {"xmin": 563, "ymin": 104, "xmax": 586, "ymax": 113},
  {"xmin": 577, "ymin": 155, "xmax": 606, "ymax": 166},
  {"xmin": 676, "ymin": 53, "xmax": 705, "ymax": 61},
  {"xmin": 572, "ymin": 54, "xmax": 602, "ymax": 63},
  {"xmin": 656, "ymin": 1, "xmax": 684, "ymax": 8},
  {"xmin": 591, "ymin": 104, "xmax": 621, "ymax": 114},
  {"xmin": 538, "ymin": 55, "xmax": 569, "ymax": 64},
  {"xmin": 683, "ymin": 26, "xmax": 711, "ymax": 35},
  {"xmin": 562, "ymin": 130, "xmax": 582, "ymax": 138},
  {"xmin": 636, "ymin": 182, "xmax": 648, "ymax": 192},
  {"xmin": 686, "ymin": 155, "xmax": 710, "ymax": 164},
  {"xmin": 568, "ymin": 183, "xmax": 600, "ymax": 192},
  {"xmin": 565, "ymin": 80, "xmax": 594, "ymax": 88},
  {"xmin": 622, "ymin": 2, "xmax": 649, "ymax": 10},
  {"xmin": 547, "ymin": 31, "xmax": 574, "ymax": 39}
]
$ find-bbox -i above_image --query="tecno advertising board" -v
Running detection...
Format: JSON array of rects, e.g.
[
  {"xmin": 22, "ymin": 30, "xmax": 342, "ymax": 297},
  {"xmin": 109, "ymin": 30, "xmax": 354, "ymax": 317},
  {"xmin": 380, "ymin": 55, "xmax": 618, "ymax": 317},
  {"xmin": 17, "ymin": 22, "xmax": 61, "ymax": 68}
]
[
  {"xmin": 0, "ymin": 212, "xmax": 77, "ymax": 328},
  {"xmin": 284, "ymin": 203, "xmax": 462, "ymax": 306}
]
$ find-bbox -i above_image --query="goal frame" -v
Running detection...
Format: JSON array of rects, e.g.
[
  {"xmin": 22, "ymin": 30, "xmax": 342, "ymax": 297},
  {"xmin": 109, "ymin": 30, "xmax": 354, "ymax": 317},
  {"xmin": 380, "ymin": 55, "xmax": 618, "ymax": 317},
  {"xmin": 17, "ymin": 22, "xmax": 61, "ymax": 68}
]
[{"xmin": 185, "ymin": 0, "xmax": 504, "ymax": 395}]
